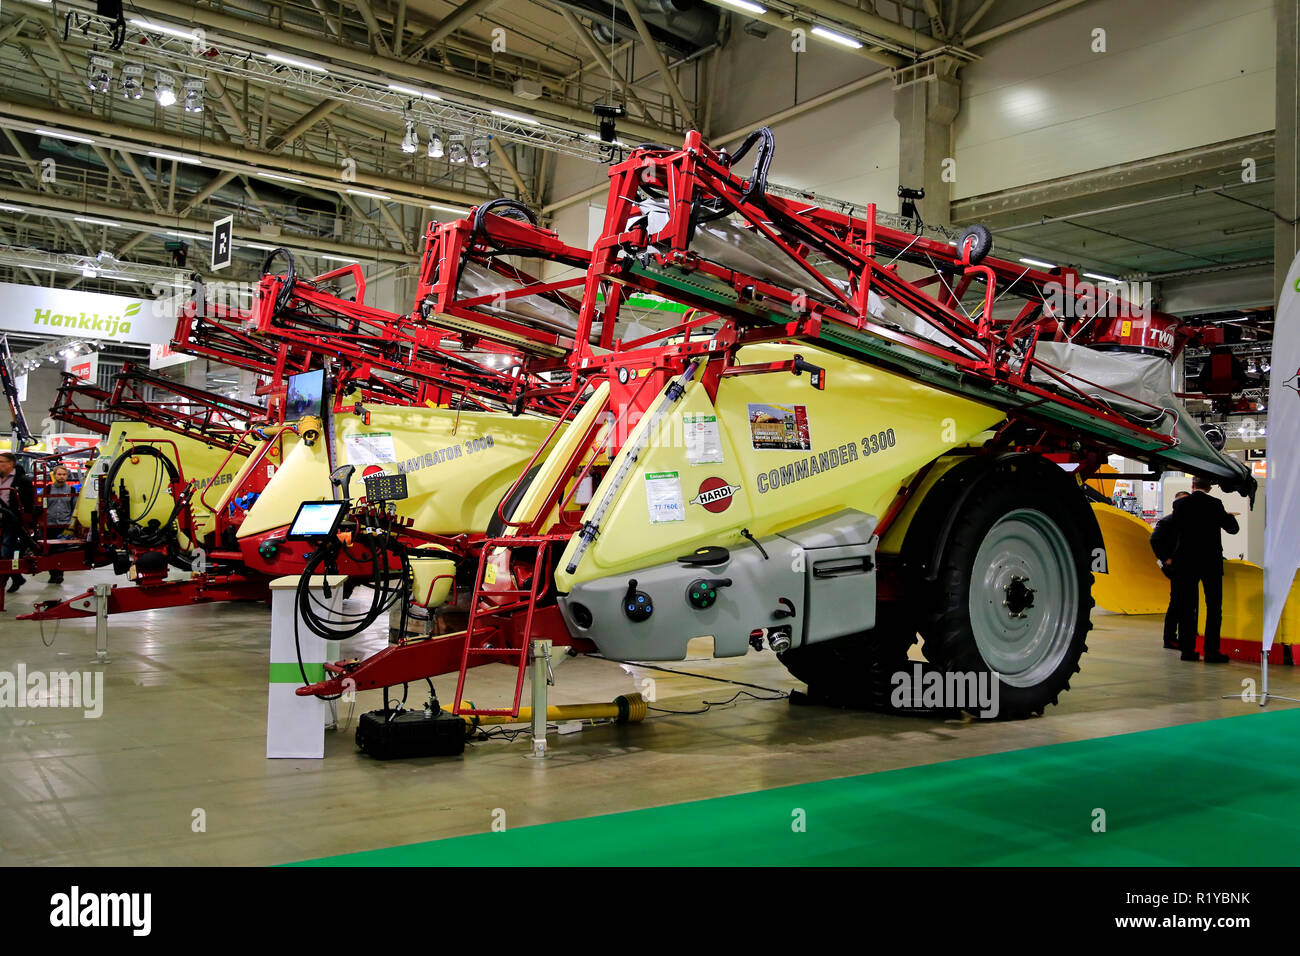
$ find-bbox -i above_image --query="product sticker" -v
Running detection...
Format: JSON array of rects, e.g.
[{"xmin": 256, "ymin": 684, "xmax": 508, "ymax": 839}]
[
  {"xmin": 747, "ymin": 403, "xmax": 813, "ymax": 451},
  {"xmin": 645, "ymin": 471, "xmax": 685, "ymax": 523},
  {"xmin": 683, "ymin": 413, "xmax": 724, "ymax": 464},
  {"xmin": 484, "ymin": 564, "xmax": 497, "ymax": 585},
  {"xmin": 343, "ymin": 431, "xmax": 397, "ymax": 466}
]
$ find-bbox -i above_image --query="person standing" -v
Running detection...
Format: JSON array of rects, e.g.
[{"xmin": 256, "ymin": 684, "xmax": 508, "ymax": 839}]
[
  {"xmin": 43, "ymin": 464, "xmax": 76, "ymax": 585},
  {"xmin": 1150, "ymin": 490, "xmax": 1190, "ymax": 650},
  {"xmin": 1169, "ymin": 476, "xmax": 1239, "ymax": 663},
  {"xmin": 0, "ymin": 452, "xmax": 35, "ymax": 593}
]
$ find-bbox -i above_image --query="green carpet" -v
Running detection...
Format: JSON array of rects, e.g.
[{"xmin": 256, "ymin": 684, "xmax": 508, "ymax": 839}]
[{"xmin": 292, "ymin": 708, "xmax": 1300, "ymax": 866}]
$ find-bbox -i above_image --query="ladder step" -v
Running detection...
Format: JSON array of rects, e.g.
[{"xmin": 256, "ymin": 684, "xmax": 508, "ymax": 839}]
[
  {"xmin": 471, "ymin": 602, "xmax": 532, "ymax": 616},
  {"xmin": 465, "ymin": 646, "xmax": 527, "ymax": 658}
]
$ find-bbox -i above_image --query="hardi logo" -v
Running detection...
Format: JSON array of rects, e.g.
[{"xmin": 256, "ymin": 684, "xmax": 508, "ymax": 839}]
[
  {"xmin": 1285, "ymin": 368, "xmax": 1300, "ymax": 397},
  {"xmin": 689, "ymin": 477, "xmax": 740, "ymax": 513}
]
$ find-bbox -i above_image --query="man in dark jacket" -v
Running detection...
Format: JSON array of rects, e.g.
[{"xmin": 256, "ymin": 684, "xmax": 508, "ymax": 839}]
[
  {"xmin": 0, "ymin": 452, "xmax": 35, "ymax": 592},
  {"xmin": 1150, "ymin": 491, "xmax": 1189, "ymax": 649},
  {"xmin": 1168, "ymin": 476, "xmax": 1239, "ymax": 663}
]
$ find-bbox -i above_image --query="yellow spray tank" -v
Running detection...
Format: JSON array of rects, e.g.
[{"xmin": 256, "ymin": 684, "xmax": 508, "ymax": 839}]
[
  {"xmin": 236, "ymin": 402, "xmax": 566, "ymax": 582},
  {"xmin": 549, "ymin": 342, "xmax": 1006, "ymax": 659},
  {"xmin": 75, "ymin": 420, "xmax": 250, "ymax": 551},
  {"xmin": 499, "ymin": 341, "xmax": 1108, "ymax": 719}
]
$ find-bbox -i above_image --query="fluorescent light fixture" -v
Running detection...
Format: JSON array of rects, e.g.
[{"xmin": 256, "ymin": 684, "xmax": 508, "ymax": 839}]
[
  {"xmin": 490, "ymin": 110, "xmax": 539, "ymax": 126},
  {"xmin": 245, "ymin": 242, "xmax": 278, "ymax": 251},
  {"xmin": 74, "ymin": 216, "xmax": 123, "ymax": 228},
  {"xmin": 428, "ymin": 202, "xmax": 468, "ymax": 215},
  {"xmin": 387, "ymin": 84, "xmax": 441, "ymax": 100},
  {"xmin": 1019, "ymin": 257, "xmax": 1056, "ymax": 269},
  {"xmin": 1083, "ymin": 271, "xmax": 1121, "ymax": 284},
  {"xmin": 346, "ymin": 188, "xmax": 389, "ymax": 200},
  {"xmin": 811, "ymin": 26, "xmax": 863, "ymax": 48},
  {"xmin": 260, "ymin": 173, "xmax": 305, "ymax": 184},
  {"xmin": 168, "ymin": 230, "xmax": 207, "ymax": 242},
  {"xmin": 148, "ymin": 150, "xmax": 202, "ymax": 165},
  {"xmin": 265, "ymin": 52, "xmax": 329, "ymax": 73},
  {"xmin": 0, "ymin": 203, "xmax": 27, "ymax": 213},
  {"xmin": 82, "ymin": 266, "xmax": 98, "ymax": 278},
  {"xmin": 129, "ymin": 18, "xmax": 198, "ymax": 40},
  {"xmin": 34, "ymin": 128, "xmax": 95, "ymax": 144},
  {"xmin": 318, "ymin": 254, "xmax": 356, "ymax": 263},
  {"xmin": 715, "ymin": 0, "xmax": 766, "ymax": 13}
]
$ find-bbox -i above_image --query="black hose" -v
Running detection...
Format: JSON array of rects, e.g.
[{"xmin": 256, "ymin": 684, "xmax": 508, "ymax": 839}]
[
  {"xmin": 725, "ymin": 127, "xmax": 775, "ymax": 204},
  {"xmin": 260, "ymin": 247, "xmax": 298, "ymax": 316},
  {"xmin": 293, "ymin": 516, "xmax": 412, "ymax": 642},
  {"xmin": 471, "ymin": 199, "xmax": 539, "ymax": 246},
  {"xmin": 104, "ymin": 445, "xmax": 184, "ymax": 549}
]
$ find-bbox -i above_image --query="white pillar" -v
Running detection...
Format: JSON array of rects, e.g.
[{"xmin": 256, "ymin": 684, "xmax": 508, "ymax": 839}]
[{"xmin": 266, "ymin": 573, "xmax": 345, "ymax": 758}]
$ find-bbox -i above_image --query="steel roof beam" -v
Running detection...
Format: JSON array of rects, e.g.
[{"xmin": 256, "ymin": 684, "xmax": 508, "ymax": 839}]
[
  {"xmin": 0, "ymin": 98, "xmax": 486, "ymax": 210},
  {"xmin": 0, "ymin": 185, "xmax": 411, "ymax": 263}
]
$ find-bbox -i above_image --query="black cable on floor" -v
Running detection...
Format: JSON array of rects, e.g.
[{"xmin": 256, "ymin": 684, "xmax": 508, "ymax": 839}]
[
  {"xmin": 647, "ymin": 689, "xmax": 788, "ymax": 717},
  {"xmin": 586, "ymin": 654, "xmax": 789, "ymax": 696}
]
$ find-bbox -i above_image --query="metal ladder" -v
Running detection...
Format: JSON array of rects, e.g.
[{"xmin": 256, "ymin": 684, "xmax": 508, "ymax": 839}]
[{"xmin": 452, "ymin": 536, "xmax": 556, "ymax": 718}]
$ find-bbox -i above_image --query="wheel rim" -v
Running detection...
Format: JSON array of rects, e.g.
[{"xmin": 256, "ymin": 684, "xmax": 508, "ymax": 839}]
[{"xmin": 968, "ymin": 508, "xmax": 1079, "ymax": 688}]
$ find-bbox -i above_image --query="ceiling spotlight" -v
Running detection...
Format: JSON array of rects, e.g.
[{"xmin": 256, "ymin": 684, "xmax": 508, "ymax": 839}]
[
  {"xmin": 154, "ymin": 72, "xmax": 176, "ymax": 108},
  {"xmin": 447, "ymin": 133, "xmax": 468, "ymax": 165},
  {"xmin": 470, "ymin": 136, "xmax": 490, "ymax": 169},
  {"xmin": 401, "ymin": 119, "xmax": 418, "ymax": 154},
  {"xmin": 426, "ymin": 127, "xmax": 443, "ymax": 159},
  {"xmin": 87, "ymin": 55, "xmax": 113, "ymax": 94},
  {"xmin": 121, "ymin": 63, "xmax": 144, "ymax": 100},
  {"xmin": 183, "ymin": 77, "xmax": 204, "ymax": 113},
  {"xmin": 593, "ymin": 102, "xmax": 626, "ymax": 144}
]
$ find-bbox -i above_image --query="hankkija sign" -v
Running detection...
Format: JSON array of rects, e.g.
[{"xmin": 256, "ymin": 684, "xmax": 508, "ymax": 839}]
[{"xmin": 0, "ymin": 281, "xmax": 175, "ymax": 346}]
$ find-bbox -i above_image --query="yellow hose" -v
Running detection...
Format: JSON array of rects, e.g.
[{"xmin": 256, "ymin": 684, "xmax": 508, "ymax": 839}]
[{"xmin": 461, "ymin": 692, "xmax": 647, "ymax": 726}]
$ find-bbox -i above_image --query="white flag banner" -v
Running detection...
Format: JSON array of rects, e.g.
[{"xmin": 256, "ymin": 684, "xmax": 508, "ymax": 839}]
[{"xmin": 1263, "ymin": 251, "xmax": 1300, "ymax": 651}]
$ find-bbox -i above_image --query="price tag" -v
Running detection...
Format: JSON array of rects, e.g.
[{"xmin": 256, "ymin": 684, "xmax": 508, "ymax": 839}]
[{"xmin": 645, "ymin": 471, "xmax": 685, "ymax": 524}]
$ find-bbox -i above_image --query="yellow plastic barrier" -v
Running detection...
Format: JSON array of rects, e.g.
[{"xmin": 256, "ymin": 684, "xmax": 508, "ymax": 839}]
[
  {"xmin": 1091, "ymin": 504, "xmax": 1169, "ymax": 614},
  {"xmin": 1091, "ymin": 502, "xmax": 1299, "ymax": 644}
]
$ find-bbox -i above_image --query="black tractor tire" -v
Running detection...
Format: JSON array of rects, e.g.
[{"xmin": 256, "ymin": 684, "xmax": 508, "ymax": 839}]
[
  {"xmin": 918, "ymin": 465, "xmax": 1092, "ymax": 719},
  {"xmin": 777, "ymin": 602, "xmax": 918, "ymax": 706}
]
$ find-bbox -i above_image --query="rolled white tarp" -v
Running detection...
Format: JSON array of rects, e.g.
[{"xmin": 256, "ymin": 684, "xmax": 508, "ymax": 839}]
[{"xmin": 1263, "ymin": 251, "xmax": 1300, "ymax": 652}]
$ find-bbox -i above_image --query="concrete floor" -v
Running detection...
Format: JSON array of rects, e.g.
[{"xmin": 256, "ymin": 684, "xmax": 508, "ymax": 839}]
[{"xmin": 2, "ymin": 565, "xmax": 1297, "ymax": 866}]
